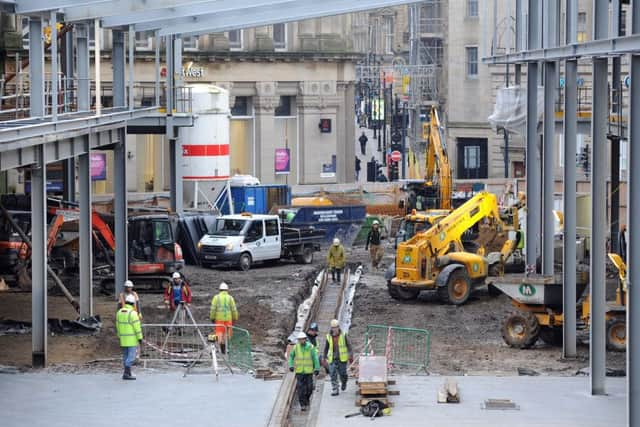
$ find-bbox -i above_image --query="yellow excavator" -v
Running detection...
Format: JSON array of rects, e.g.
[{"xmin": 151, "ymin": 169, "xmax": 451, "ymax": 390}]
[
  {"xmin": 404, "ymin": 106, "xmax": 452, "ymax": 211},
  {"xmin": 386, "ymin": 191, "xmax": 521, "ymax": 305}
]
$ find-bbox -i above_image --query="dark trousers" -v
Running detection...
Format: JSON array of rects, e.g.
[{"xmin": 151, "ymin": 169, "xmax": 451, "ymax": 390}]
[
  {"xmin": 331, "ymin": 267, "xmax": 342, "ymax": 282},
  {"xmin": 329, "ymin": 360, "xmax": 348, "ymax": 392},
  {"xmin": 296, "ymin": 373, "xmax": 314, "ymax": 406},
  {"xmin": 360, "ymin": 142, "xmax": 366, "ymax": 155}
]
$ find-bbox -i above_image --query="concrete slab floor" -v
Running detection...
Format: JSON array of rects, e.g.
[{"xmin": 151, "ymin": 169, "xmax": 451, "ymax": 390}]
[
  {"xmin": 315, "ymin": 376, "xmax": 626, "ymax": 427},
  {"xmin": 0, "ymin": 371, "xmax": 281, "ymax": 427}
]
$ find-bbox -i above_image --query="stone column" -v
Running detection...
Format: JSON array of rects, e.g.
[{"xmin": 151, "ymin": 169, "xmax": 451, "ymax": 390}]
[{"xmin": 254, "ymin": 82, "xmax": 279, "ymax": 181}]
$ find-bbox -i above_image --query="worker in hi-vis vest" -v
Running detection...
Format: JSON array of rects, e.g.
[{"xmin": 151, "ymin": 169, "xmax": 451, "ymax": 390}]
[{"xmin": 209, "ymin": 282, "xmax": 238, "ymax": 354}]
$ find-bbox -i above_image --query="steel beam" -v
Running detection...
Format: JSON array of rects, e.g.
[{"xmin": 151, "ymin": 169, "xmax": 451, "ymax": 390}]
[
  {"xmin": 112, "ymin": 30, "xmax": 125, "ymax": 108},
  {"xmin": 31, "ymin": 146, "xmax": 47, "ymax": 367},
  {"xmin": 78, "ymin": 146, "xmax": 93, "ymax": 318},
  {"xmin": 50, "ymin": 11, "xmax": 58, "ymax": 120},
  {"xmin": 542, "ymin": 61, "xmax": 556, "ymax": 275},
  {"xmin": 153, "ymin": 0, "xmax": 426, "ymax": 36},
  {"xmin": 563, "ymin": 59, "xmax": 578, "ymax": 358},
  {"xmin": 484, "ymin": 33, "xmax": 640, "ymax": 64},
  {"xmin": 128, "ymin": 25, "xmax": 134, "ymax": 110},
  {"xmin": 113, "ymin": 128, "xmax": 127, "ymax": 297},
  {"xmin": 99, "ymin": 0, "xmax": 293, "ymax": 27},
  {"xmin": 628, "ymin": 52, "xmax": 640, "ymax": 427},
  {"xmin": 526, "ymin": 62, "xmax": 540, "ymax": 268},
  {"xmin": 16, "ymin": 0, "xmax": 107, "ymax": 13},
  {"xmin": 29, "ymin": 18, "xmax": 44, "ymax": 117},
  {"xmin": 590, "ymin": 57, "xmax": 607, "ymax": 396},
  {"xmin": 76, "ymin": 23, "xmax": 90, "ymax": 112}
]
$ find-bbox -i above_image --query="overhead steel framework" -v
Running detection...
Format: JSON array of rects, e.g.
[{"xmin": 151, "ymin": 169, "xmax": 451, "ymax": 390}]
[
  {"xmin": 0, "ymin": 0, "xmax": 420, "ymax": 367},
  {"xmin": 484, "ymin": 0, "xmax": 638, "ymax": 423}
]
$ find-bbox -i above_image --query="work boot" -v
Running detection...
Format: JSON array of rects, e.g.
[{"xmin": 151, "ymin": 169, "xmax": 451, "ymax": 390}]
[
  {"xmin": 341, "ymin": 382, "xmax": 347, "ymax": 391},
  {"xmin": 331, "ymin": 389, "xmax": 339, "ymax": 396},
  {"xmin": 300, "ymin": 404, "xmax": 308, "ymax": 412},
  {"xmin": 123, "ymin": 367, "xmax": 136, "ymax": 380}
]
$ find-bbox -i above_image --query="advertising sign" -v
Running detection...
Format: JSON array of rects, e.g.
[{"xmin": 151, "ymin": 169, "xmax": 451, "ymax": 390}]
[
  {"xmin": 275, "ymin": 148, "xmax": 291, "ymax": 175},
  {"xmin": 91, "ymin": 152, "xmax": 107, "ymax": 181}
]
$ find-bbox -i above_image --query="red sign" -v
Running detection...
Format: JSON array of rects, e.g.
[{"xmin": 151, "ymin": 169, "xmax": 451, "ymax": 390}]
[{"xmin": 390, "ymin": 150, "xmax": 402, "ymax": 162}]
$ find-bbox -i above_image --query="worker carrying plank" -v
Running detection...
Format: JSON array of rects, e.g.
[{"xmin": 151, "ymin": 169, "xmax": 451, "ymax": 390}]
[
  {"xmin": 288, "ymin": 331, "xmax": 320, "ymax": 412},
  {"xmin": 209, "ymin": 282, "xmax": 238, "ymax": 354},
  {"xmin": 322, "ymin": 319, "xmax": 353, "ymax": 396}
]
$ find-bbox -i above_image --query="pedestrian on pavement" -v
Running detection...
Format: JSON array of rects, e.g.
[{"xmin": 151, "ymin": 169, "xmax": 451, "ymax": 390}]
[
  {"xmin": 359, "ymin": 132, "xmax": 368, "ymax": 155},
  {"xmin": 116, "ymin": 293, "xmax": 143, "ymax": 380},
  {"xmin": 327, "ymin": 238, "xmax": 346, "ymax": 283},
  {"xmin": 164, "ymin": 271, "xmax": 192, "ymax": 311},
  {"xmin": 355, "ymin": 156, "xmax": 362, "ymax": 181},
  {"xmin": 322, "ymin": 319, "xmax": 353, "ymax": 396},
  {"xmin": 118, "ymin": 280, "xmax": 142, "ymax": 320},
  {"xmin": 288, "ymin": 331, "xmax": 320, "ymax": 412},
  {"xmin": 306, "ymin": 322, "xmax": 319, "ymax": 347},
  {"xmin": 365, "ymin": 220, "xmax": 383, "ymax": 270},
  {"xmin": 209, "ymin": 282, "xmax": 238, "ymax": 354}
]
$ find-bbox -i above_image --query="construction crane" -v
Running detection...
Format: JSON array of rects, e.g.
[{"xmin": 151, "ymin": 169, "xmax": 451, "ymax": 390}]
[{"xmin": 386, "ymin": 191, "xmax": 520, "ymax": 305}]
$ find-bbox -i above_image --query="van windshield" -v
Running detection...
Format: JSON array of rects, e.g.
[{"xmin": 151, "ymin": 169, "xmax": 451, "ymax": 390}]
[{"xmin": 210, "ymin": 218, "xmax": 247, "ymax": 236}]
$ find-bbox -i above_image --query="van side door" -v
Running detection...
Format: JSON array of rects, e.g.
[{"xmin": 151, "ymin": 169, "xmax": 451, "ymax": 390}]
[
  {"xmin": 264, "ymin": 218, "xmax": 282, "ymax": 259},
  {"xmin": 244, "ymin": 219, "xmax": 266, "ymax": 261}
]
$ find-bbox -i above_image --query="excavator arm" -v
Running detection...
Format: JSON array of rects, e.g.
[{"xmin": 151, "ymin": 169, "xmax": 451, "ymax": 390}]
[{"xmin": 424, "ymin": 107, "xmax": 452, "ymax": 210}]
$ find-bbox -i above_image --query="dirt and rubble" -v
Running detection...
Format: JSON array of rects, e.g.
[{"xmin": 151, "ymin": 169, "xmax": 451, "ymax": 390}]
[
  {"xmin": 0, "ymin": 242, "xmax": 627, "ymax": 378},
  {"xmin": 347, "ymin": 243, "xmax": 626, "ymax": 376}
]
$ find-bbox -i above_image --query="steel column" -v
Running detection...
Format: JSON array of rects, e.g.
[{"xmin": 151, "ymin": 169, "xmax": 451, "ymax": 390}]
[
  {"xmin": 610, "ymin": 1, "xmax": 622, "ymax": 255},
  {"xmin": 169, "ymin": 135, "xmax": 183, "ymax": 213},
  {"xmin": 29, "ymin": 18, "xmax": 44, "ymax": 117},
  {"xmin": 128, "ymin": 25, "xmax": 135, "ymax": 110},
  {"xmin": 77, "ymin": 23, "xmax": 90, "ymax": 112},
  {"xmin": 63, "ymin": 159, "xmax": 75, "ymax": 202},
  {"xmin": 50, "ymin": 11, "xmax": 58, "ymax": 120},
  {"xmin": 563, "ymin": 59, "xmax": 578, "ymax": 358},
  {"xmin": 78, "ymin": 146, "xmax": 93, "ymax": 318},
  {"xmin": 515, "ymin": 0, "xmax": 522, "ymax": 51},
  {"xmin": 543, "ymin": 61, "xmax": 557, "ymax": 275},
  {"xmin": 112, "ymin": 30, "xmax": 126, "ymax": 108},
  {"xmin": 94, "ymin": 19, "xmax": 102, "ymax": 115},
  {"xmin": 173, "ymin": 36, "xmax": 183, "ymax": 93},
  {"xmin": 590, "ymin": 57, "xmax": 608, "ymax": 396},
  {"xmin": 63, "ymin": 29, "xmax": 73, "ymax": 113},
  {"xmin": 155, "ymin": 31, "xmax": 160, "ymax": 106},
  {"xmin": 593, "ymin": 0, "xmax": 608, "ymax": 41},
  {"xmin": 628, "ymin": 52, "xmax": 640, "ymax": 427},
  {"xmin": 113, "ymin": 129, "xmax": 128, "ymax": 297},
  {"xmin": 566, "ymin": 0, "xmax": 577, "ymax": 44},
  {"xmin": 166, "ymin": 35, "xmax": 174, "ymax": 113},
  {"xmin": 526, "ymin": 62, "xmax": 540, "ymax": 268},
  {"xmin": 31, "ymin": 147, "xmax": 47, "ymax": 367},
  {"xmin": 528, "ymin": 0, "xmax": 542, "ymax": 50}
]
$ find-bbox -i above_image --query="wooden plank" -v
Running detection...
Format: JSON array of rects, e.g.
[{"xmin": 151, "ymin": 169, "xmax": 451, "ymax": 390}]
[{"xmin": 358, "ymin": 381, "xmax": 387, "ymax": 388}]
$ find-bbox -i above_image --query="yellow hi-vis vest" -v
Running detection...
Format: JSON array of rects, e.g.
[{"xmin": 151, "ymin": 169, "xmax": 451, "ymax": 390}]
[
  {"xmin": 116, "ymin": 305, "xmax": 143, "ymax": 347},
  {"xmin": 326, "ymin": 333, "xmax": 349, "ymax": 363},
  {"xmin": 209, "ymin": 291, "xmax": 238, "ymax": 322},
  {"xmin": 289, "ymin": 342, "xmax": 319, "ymax": 374}
]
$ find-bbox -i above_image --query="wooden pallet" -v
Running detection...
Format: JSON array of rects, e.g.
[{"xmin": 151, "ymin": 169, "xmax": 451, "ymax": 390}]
[{"xmin": 355, "ymin": 396, "xmax": 395, "ymax": 407}]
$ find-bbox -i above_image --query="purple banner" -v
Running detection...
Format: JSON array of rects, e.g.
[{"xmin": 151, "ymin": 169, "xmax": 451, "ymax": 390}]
[
  {"xmin": 91, "ymin": 152, "xmax": 107, "ymax": 181},
  {"xmin": 275, "ymin": 148, "xmax": 290, "ymax": 175}
]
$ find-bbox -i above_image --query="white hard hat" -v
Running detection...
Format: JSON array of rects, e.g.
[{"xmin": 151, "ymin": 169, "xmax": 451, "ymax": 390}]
[
  {"xmin": 172, "ymin": 272, "xmax": 181, "ymax": 279},
  {"xmin": 219, "ymin": 282, "xmax": 229, "ymax": 291},
  {"xmin": 124, "ymin": 294, "xmax": 136, "ymax": 304},
  {"xmin": 333, "ymin": 238, "xmax": 340, "ymax": 245},
  {"xmin": 372, "ymin": 220, "xmax": 379, "ymax": 225},
  {"xmin": 330, "ymin": 319, "xmax": 339, "ymax": 328},
  {"xmin": 124, "ymin": 280, "xmax": 134, "ymax": 288},
  {"xmin": 297, "ymin": 331, "xmax": 308, "ymax": 340}
]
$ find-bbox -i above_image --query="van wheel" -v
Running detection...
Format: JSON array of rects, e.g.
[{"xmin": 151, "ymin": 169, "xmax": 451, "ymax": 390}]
[
  {"xmin": 239, "ymin": 253, "xmax": 252, "ymax": 272},
  {"xmin": 296, "ymin": 247, "xmax": 314, "ymax": 264}
]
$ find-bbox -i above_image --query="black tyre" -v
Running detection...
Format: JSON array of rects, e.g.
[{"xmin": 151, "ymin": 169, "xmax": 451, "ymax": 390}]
[
  {"xmin": 501, "ymin": 310, "xmax": 540, "ymax": 349},
  {"xmin": 239, "ymin": 253, "xmax": 252, "ymax": 272},
  {"xmin": 487, "ymin": 283, "xmax": 502, "ymax": 297},
  {"xmin": 539, "ymin": 326, "xmax": 563, "ymax": 347},
  {"xmin": 388, "ymin": 283, "xmax": 419, "ymax": 301},
  {"xmin": 296, "ymin": 247, "xmax": 314, "ymax": 264},
  {"xmin": 606, "ymin": 318, "xmax": 626, "ymax": 352},
  {"xmin": 438, "ymin": 269, "xmax": 472, "ymax": 305}
]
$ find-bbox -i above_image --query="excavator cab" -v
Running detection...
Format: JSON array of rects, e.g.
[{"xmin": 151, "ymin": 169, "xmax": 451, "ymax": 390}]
[{"xmin": 128, "ymin": 215, "xmax": 184, "ymax": 276}]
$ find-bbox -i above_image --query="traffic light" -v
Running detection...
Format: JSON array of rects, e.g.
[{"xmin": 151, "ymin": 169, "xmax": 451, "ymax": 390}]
[{"xmin": 389, "ymin": 160, "xmax": 399, "ymax": 181}]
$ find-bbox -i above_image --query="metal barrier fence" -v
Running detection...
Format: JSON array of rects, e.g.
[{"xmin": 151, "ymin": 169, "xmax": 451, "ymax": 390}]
[
  {"xmin": 140, "ymin": 323, "xmax": 253, "ymax": 372},
  {"xmin": 364, "ymin": 324, "xmax": 431, "ymax": 372}
]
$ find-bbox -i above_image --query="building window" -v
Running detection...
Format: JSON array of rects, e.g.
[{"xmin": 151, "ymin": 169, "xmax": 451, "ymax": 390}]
[
  {"xmin": 273, "ymin": 23, "xmax": 287, "ymax": 50},
  {"xmin": 135, "ymin": 31, "xmax": 153, "ymax": 51},
  {"xmin": 182, "ymin": 35, "xmax": 199, "ymax": 51},
  {"xmin": 466, "ymin": 46, "xmax": 478, "ymax": 77},
  {"xmin": 420, "ymin": 1, "xmax": 442, "ymax": 33},
  {"xmin": 228, "ymin": 30, "xmax": 243, "ymax": 50},
  {"xmin": 620, "ymin": 9, "xmax": 627, "ymax": 36},
  {"xmin": 467, "ymin": 0, "xmax": 479, "ymax": 18},
  {"xmin": 231, "ymin": 96, "xmax": 250, "ymax": 116},
  {"xmin": 457, "ymin": 138, "xmax": 488, "ymax": 179},
  {"xmin": 275, "ymin": 96, "xmax": 294, "ymax": 117},
  {"xmin": 512, "ymin": 161, "xmax": 525, "ymax": 178},
  {"xmin": 384, "ymin": 16, "xmax": 394, "ymax": 54},
  {"xmin": 577, "ymin": 12, "xmax": 587, "ymax": 42}
]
